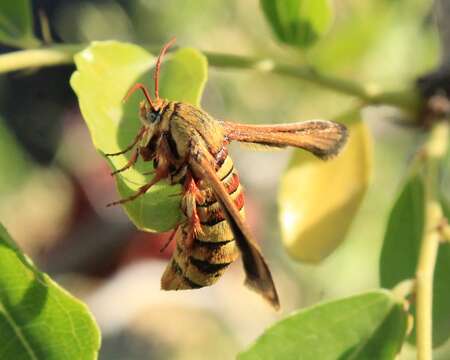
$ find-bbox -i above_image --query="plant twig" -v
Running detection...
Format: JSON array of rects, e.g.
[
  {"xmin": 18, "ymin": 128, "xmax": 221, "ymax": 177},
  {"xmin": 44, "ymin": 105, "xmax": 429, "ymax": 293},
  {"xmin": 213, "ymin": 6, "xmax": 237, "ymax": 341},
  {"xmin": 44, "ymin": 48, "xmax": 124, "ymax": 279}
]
[
  {"xmin": 416, "ymin": 205, "xmax": 441, "ymax": 360},
  {"xmin": 415, "ymin": 121, "xmax": 449, "ymax": 360},
  {"xmin": 0, "ymin": 45, "xmax": 80, "ymax": 74},
  {"xmin": 201, "ymin": 51, "xmax": 421, "ymax": 111},
  {"xmin": 0, "ymin": 44, "xmax": 420, "ymax": 112}
]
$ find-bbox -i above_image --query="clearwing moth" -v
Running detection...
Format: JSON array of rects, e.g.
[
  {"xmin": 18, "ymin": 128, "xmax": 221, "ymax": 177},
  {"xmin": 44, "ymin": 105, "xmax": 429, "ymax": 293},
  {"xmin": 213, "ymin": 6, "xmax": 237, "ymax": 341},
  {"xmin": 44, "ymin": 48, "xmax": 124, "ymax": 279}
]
[{"xmin": 106, "ymin": 39, "xmax": 348, "ymax": 309}]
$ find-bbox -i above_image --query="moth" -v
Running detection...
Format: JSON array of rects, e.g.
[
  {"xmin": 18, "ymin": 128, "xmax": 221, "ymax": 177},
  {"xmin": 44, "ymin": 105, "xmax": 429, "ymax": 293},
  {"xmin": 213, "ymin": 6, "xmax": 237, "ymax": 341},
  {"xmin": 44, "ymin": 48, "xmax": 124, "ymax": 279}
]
[{"xmin": 106, "ymin": 39, "xmax": 348, "ymax": 309}]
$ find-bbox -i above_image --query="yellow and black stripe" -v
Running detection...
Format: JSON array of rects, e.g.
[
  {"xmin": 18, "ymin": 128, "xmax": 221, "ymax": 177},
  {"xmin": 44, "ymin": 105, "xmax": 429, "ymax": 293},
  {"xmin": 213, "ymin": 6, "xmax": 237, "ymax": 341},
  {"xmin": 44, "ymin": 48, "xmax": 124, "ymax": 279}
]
[{"xmin": 161, "ymin": 149, "xmax": 244, "ymax": 290}]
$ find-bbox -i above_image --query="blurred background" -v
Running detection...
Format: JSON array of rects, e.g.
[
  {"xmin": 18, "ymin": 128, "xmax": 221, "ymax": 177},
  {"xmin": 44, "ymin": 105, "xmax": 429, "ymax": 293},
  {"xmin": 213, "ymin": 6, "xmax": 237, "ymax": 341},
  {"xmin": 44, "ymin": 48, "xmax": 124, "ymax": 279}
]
[{"xmin": 0, "ymin": 0, "xmax": 448, "ymax": 359}]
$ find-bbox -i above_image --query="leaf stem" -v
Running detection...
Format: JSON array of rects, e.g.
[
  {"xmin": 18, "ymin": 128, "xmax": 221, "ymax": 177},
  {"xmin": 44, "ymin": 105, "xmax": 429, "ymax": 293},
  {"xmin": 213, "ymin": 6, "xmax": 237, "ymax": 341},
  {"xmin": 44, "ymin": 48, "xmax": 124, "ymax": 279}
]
[
  {"xmin": 416, "ymin": 206, "xmax": 441, "ymax": 360},
  {"xmin": 0, "ymin": 44, "xmax": 421, "ymax": 112},
  {"xmin": 202, "ymin": 51, "xmax": 421, "ymax": 111},
  {"xmin": 415, "ymin": 121, "xmax": 449, "ymax": 360},
  {"xmin": 0, "ymin": 44, "xmax": 80, "ymax": 74}
]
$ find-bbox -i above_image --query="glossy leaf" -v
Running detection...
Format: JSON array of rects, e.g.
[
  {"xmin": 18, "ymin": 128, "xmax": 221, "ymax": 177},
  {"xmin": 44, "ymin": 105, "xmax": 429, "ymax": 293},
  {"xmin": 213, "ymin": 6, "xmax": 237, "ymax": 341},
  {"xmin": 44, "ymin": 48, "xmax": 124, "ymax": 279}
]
[
  {"xmin": 0, "ymin": 224, "xmax": 100, "ymax": 359},
  {"xmin": 379, "ymin": 174, "xmax": 425, "ymax": 289},
  {"xmin": 279, "ymin": 114, "xmax": 372, "ymax": 262},
  {"xmin": 380, "ymin": 172, "xmax": 450, "ymax": 346},
  {"xmin": 260, "ymin": 0, "xmax": 333, "ymax": 48},
  {"xmin": 71, "ymin": 41, "xmax": 208, "ymax": 232},
  {"xmin": 0, "ymin": 0, "xmax": 40, "ymax": 48},
  {"xmin": 239, "ymin": 290, "xmax": 407, "ymax": 360}
]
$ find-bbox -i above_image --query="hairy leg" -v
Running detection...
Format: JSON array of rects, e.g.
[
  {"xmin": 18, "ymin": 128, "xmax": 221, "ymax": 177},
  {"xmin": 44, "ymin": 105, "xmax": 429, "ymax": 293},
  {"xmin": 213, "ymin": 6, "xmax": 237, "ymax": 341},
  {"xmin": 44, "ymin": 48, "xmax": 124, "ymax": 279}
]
[
  {"xmin": 110, "ymin": 149, "xmax": 139, "ymax": 175},
  {"xmin": 105, "ymin": 126, "xmax": 147, "ymax": 156}
]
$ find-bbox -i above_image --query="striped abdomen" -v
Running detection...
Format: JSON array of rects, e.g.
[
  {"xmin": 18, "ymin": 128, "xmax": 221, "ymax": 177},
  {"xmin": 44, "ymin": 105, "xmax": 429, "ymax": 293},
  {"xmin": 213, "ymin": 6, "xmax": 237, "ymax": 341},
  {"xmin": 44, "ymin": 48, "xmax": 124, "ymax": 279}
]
[{"xmin": 161, "ymin": 151, "xmax": 244, "ymax": 290}]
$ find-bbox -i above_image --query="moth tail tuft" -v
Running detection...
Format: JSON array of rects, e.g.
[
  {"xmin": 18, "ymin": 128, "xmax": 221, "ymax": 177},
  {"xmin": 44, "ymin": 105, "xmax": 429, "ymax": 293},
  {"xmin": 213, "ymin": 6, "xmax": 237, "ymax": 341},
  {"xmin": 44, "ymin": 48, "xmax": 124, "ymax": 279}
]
[{"xmin": 308, "ymin": 121, "xmax": 349, "ymax": 160}]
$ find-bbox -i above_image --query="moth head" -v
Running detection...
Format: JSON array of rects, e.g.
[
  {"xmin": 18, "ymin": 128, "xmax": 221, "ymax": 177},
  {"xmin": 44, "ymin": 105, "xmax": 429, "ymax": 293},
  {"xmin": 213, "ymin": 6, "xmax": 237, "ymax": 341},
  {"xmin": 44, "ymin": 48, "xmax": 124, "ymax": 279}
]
[
  {"xmin": 123, "ymin": 37, "xmax": 176, "ymax": 125},
  {"xmin": 138, "ymin": 100, "xmax": 164, "ymax": 127}
]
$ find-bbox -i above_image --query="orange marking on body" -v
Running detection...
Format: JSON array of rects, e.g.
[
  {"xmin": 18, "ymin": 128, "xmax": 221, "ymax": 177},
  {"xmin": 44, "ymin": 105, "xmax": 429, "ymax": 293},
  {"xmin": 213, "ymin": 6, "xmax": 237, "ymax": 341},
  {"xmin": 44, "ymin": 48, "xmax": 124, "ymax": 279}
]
[
  {"xmin": 184, "ymin": 171, "xmax": 205, "ymax": 204},
  {"xmin": 183, "ymin": 172, "xmax": 204, "ymax": 248},
  {"xmin": 234, "ymin": 192, "xmax": 245, "ymax": 210},
  {"xmin": 224, "ymin": 173, "xmax": 240, "ymax": 194},
  {"xmin": 199, "ymin": 192, "xmax": 245, "ymax": 226}
]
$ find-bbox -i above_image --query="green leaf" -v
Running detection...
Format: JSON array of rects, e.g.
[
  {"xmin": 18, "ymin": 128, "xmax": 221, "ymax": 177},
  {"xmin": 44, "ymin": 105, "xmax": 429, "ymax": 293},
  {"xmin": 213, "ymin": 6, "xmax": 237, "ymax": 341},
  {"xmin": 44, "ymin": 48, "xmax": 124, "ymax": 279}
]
[
  {"xmin": 308, "ymin": 3, "xmax": 393, "ymax": 71},
  {"xmin": 379, "ymin": 174, "xmax": 425, "ymax": 289},
  {"xmin": 278, "ymin": 113, "xmax": 372, "ymax": 262},
  {"xmin": 71, "ymin": 41, "xmax": 208, "ymax": 232},
  {"xmin": 0, "ymin": 224, "xmax": 100, "ymax": 359},
  {"xmin": 260, "ymin": 0, "xmax": 333, "ymax": 48},
  {"xmin": 159, "ymin": 48, "xmax": 208, "ymax": 106},
  {"xmin": 0, "ymin": 0, "xmax": 40, "ymax": 48},
  {"xmin": 380, "ymin": 172, "xmax": 450, "ymax": 346},
  {"xmin": 239, "ymin": 290, "xmax": 407, "ymax": 360}
]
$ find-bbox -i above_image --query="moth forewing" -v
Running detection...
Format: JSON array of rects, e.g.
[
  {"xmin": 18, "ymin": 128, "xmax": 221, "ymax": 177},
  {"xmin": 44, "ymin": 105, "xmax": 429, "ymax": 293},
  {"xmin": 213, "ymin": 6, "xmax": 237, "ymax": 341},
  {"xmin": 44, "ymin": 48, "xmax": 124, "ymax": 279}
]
[
  {"xmin": 189, "ymin": 145, "xmax": 280, "ymax": 310},
  {"xmin": 222, "ymin": 119, "xmax": 348, "ymax": 159}
]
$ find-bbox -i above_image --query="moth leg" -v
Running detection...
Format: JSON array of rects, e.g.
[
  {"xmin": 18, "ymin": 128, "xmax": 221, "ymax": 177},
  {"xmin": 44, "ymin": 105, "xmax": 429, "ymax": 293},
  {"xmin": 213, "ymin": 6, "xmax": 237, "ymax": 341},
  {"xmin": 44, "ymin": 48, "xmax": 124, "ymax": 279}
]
[
  {"xmin": 110, "ymin": 149, "xmax": 139, "ymax": 176},
  {"xmin": 107, "ymin": 139, "xmax": 172, "ymax": 207},
  {"xmin": 182, "ymin": 173, "xmax": 204, "ymax": 250},
  {"xmin": 105, "ymin": 126, "xmax": 146, "ymax": 156},
  {"xmin": 159, "ymin": 225, "xmax": 180, "ymax": 253},
  {"xmin": 106, "ymin": 168, "xmax": 167, "ymax": 207},
  {"xmin": 141, "ymin": 169, "xmax": 155, "ymax": 176}
]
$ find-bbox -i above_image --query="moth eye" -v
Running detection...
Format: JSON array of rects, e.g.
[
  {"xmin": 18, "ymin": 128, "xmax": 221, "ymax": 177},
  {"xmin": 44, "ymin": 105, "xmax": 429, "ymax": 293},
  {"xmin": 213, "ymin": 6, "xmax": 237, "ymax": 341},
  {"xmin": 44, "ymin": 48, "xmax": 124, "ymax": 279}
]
[{"xmin": 148, "ymin": 111, "xmax": 161, "ymax": 123}]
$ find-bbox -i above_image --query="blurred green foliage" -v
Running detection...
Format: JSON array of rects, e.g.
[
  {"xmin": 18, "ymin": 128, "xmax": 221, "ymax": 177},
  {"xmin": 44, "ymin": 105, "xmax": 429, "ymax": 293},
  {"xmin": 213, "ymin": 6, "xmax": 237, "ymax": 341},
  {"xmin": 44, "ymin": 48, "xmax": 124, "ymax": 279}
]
[
  {"xmin": 0, "ymin": 224, "xmax": 100, "ymax": 359},
  {"xmin": 380, "ymin": 164, "xmax": 450, "ymax": 347},
  {"xmin": 279, "ymin": 111, "xmax": 372, "ymax": 262},
  {"xmin": 239, "ymin": 290, "xmax": 408, "ymax": 360},
  {"xmin": 0, "ymin": 0, "xmax": 40, "ymax": 48},
  {"xmin": 260, "ymin": 0, "xmax": 333, "ymax": 48},
  {"xmin": 0, "ymin": 118, "xmax": 30, "ymax": 194}
]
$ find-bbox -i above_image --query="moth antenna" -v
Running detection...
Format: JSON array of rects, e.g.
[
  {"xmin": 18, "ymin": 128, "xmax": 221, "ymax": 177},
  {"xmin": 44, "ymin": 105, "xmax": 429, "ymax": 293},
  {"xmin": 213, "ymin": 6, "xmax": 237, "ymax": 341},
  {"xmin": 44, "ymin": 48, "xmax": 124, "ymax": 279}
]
[
  {"xmin": 123, "ymin": 83, "xmax": 155, "ymax": 108},
  {"xmin": 153, "ymin": 37, "xmax": 176, "ymax": 100}
]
